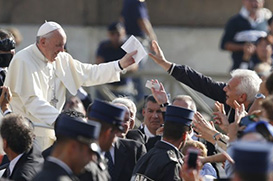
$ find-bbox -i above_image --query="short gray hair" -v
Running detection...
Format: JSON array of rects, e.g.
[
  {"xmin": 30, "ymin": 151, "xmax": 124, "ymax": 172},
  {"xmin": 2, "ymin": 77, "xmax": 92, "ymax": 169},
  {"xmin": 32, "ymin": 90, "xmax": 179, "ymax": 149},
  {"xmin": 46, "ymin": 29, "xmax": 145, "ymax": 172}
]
[
  {"xmin": 230, "ymin": 69, "xmax": 262, "ymax": 102},
  {"xmin": 172, "ymin": 95, "xmax": 197, "ymax": 112},
  {"xmin": 112, "ymin": 97, "xmax": 136, "ymax": 119}
]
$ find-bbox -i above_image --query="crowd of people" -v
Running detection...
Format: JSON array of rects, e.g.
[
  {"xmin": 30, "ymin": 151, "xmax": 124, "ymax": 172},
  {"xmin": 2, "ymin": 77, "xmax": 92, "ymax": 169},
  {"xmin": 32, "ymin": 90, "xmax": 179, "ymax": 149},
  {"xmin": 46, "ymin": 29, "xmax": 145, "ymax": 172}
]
[{"xmin": 0, "ymin": 0, "xmax": 272, "ymax": 181}]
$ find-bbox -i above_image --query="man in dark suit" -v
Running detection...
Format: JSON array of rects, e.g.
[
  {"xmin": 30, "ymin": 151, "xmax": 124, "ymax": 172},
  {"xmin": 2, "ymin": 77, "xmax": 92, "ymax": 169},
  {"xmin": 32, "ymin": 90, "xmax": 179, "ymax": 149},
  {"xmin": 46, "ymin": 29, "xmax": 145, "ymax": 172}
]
[
  {"xmin": 149, "ymin": 40, "xmax": 262, "ymax": 124},
  {"xmin": 0, "ymin": 114, "xmax": 44, "ymax": 181},
  {"xmin": 131, "ymin": 106, "xmax": 194, "ymax": 181},
  {"xmin": 126, "ymin": 94, "xmax": 163, "ymax": 147},
  {"xmin": 110, "ymin": 102, "xmax": 147, "ymax": 181},
  {"xmin": 112, "ymin": 96, "xmax": 147, "ymax": 145},
  {"xmin": 33, "ymin": 111, "xmax": 101, "ymax": 181},
  {"xmin": 110, "ymin": 138, "xmax": 146, "ymax": 181},
  {"xmin": 144, "ymin": 93, "xmax": 198, "ymax": 152}
]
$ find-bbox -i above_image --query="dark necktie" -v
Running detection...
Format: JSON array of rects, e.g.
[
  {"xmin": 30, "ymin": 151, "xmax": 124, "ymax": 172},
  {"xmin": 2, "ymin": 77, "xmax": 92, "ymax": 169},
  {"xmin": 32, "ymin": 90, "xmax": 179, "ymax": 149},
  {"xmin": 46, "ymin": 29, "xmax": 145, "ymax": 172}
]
[
  {"xmin": 3, "ymin": 166, "xmax": 11, "ymax": 178},
  {"xmin": 105, "ymin": 151, "xmax": 115, "ymax": 180}
]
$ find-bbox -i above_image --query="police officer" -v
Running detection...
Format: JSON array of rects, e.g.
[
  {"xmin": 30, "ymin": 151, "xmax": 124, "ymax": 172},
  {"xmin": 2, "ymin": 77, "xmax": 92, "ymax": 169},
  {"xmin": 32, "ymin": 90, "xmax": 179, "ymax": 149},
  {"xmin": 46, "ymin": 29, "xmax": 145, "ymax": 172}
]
[
  {"xmin": 232, "ymin": 141, "xmax": 272, "ymax": 181},
  {"xmin": 131, "ymin": 105, "xmax": 194, "ymax": 181},
  {"xmin": 79, "ymin": 99, "xmax": 126, "ymax": 181},
  {"xmin": 33, "ymin": 111, "xmax": 101, "ymax": 181}
]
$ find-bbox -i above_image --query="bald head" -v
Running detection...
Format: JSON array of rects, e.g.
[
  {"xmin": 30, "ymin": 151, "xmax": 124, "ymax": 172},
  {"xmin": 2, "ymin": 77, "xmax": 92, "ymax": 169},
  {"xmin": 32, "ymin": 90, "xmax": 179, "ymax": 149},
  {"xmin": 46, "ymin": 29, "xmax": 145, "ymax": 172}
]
[{"xmin": 172, "ymin": 95, "xmax": 197, "ymax": 112}]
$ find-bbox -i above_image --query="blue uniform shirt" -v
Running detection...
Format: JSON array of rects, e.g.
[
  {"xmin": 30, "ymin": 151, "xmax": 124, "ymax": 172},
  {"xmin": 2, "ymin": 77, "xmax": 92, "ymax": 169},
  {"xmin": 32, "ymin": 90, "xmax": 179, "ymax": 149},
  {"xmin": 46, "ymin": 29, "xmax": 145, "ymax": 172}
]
[{"xmin": 121, "ymin": 0, "xmax": 149, "ymax": 38}]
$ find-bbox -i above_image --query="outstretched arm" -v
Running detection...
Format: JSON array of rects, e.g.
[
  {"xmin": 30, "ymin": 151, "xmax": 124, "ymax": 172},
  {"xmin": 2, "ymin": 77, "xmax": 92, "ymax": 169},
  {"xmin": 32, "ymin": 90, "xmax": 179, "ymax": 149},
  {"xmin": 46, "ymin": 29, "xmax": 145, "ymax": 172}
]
[
  {"xmin": 119, "ymin": 50, "xmax": 137, "ymax": 69},
  {"xmin": 149, "ymin": 40, "xmax": 172, "ymax": 71}
]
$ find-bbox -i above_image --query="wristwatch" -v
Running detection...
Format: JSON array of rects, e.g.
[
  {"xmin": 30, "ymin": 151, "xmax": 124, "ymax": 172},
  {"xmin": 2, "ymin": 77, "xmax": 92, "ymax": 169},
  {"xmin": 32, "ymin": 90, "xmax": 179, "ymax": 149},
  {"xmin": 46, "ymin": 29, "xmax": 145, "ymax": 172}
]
[
  {"xmin": 159, "ymin": 102, "xmax": 170, "ymax": 108},
  {"xmin": 255, "ymin": 93, "xmax": 265, "ymax": 99},
  {"xmin": 213, "ymin": 132, "xmax": 221, "ymax": 141}
]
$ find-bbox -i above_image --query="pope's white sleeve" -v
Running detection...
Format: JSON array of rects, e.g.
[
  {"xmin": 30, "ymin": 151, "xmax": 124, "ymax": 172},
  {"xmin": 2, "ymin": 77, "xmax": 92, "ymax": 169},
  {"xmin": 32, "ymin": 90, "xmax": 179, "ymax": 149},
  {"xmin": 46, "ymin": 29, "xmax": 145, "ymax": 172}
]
[{"xmin": 20, "ymin": 96, "xmax": 59, "ymax": 125}]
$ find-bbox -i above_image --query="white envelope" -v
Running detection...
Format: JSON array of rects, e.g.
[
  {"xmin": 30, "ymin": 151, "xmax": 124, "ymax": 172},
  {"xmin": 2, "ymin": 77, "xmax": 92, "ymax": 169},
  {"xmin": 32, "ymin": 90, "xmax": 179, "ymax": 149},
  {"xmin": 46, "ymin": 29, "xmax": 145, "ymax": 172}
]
[{"xmin": 121, "ymin": 35, "xmax": 147, "ymax": 64}]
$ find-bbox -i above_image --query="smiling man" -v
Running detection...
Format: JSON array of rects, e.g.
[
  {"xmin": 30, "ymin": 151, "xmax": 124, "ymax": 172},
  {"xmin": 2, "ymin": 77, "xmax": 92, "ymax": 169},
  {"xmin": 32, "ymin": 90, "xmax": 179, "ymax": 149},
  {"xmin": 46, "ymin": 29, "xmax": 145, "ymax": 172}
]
[
  {"xmin": 149, "ymin": 41, "xmax": 261, "ymax": 123},
  {"xmin": 4, "ymin": 21, "xmax": 137, "ymax": 150}
]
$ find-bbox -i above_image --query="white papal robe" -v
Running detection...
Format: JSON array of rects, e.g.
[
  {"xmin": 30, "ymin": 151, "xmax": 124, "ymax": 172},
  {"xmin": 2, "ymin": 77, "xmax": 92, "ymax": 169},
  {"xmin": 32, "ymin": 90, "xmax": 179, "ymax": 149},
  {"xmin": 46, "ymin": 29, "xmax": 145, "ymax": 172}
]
[{"xmin": 4, "ymin": 44, "xmax": 122, "ymax": 149}]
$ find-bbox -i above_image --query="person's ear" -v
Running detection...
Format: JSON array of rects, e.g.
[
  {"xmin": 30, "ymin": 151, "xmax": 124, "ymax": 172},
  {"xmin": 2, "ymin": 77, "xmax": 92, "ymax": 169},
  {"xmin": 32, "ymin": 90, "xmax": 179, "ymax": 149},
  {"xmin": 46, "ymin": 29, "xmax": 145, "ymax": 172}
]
[
  {"xmin": 2, "ymin": 139, "xmax": 7, "ymax": 150},
  {"xmin": 142, "ymin": 108, "xmax": 146, "ymax": 117},
  {"xmin": 39, "ymin": 37, "xmax": 47, "ymax": 47},
  {"xmin": 129, "ymin": 119, "xmax": 135, "ymax": 129},
  {"xmin": 105, "ymin": 127, "xmax": 113, "ymax": 138},
  {"xmin": 239, "ymin": 93, "xmax": 247, "ymax": 103},
  {"xmin": 182, "ymin": 132, "xmax": 187, "ymax": 141}
]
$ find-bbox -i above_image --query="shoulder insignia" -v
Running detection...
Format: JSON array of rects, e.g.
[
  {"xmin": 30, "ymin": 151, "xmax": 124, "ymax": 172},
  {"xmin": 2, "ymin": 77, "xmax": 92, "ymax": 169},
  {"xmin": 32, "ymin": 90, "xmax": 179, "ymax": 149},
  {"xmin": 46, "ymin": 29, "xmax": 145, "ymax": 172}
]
[
  {"xmin": 98, "ymin": 161, "xmax": 106, "ymax": 170},
  {"xmin": 131, "ymin": 174, "xmax": 154, "ymax": 181},
  {"xmin": 167, "ymin": 150, "xmax": 178, "ymax": 162}
]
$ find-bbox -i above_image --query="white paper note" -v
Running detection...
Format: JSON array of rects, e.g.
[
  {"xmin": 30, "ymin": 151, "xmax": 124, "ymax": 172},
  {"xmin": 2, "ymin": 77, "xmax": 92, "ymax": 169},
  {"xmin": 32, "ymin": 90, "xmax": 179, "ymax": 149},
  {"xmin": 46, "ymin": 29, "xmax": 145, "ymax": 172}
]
[
  {"xmin": 121, "ymin": 35, "xmax": 147, "ymax": 64},
  {"xmin": 145, "ymin": 80, "xmax": 160, "ymax": 91}
]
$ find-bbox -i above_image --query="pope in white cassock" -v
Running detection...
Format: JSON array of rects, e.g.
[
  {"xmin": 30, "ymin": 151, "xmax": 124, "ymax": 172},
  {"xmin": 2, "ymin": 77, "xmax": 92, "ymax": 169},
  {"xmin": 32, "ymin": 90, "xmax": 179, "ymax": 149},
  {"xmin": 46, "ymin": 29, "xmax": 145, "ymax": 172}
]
[{"xmin": 4, "ymin": 21, "xmax": 137, "ymax": 149}]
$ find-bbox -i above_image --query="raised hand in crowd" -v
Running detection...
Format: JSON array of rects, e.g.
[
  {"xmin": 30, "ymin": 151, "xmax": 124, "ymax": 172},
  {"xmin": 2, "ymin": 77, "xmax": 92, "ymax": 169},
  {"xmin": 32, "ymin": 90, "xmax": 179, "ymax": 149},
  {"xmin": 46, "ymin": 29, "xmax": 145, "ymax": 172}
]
[
  {"xmin": 193, "ymin": 112, "xmax": 228, "ymax": 151},
  {"xmin": 150, "ymin": 79, "xmax": 169, "ymax": 112},
  {"xmin": 149, "ymin": 40, "xmax": 172, "ymax": 71},
  {"xmin": 242, "ymin": 42, "xmax": 256, "ymax": 61},
  {"xmin": 233, "ymin": 100, "xmax": 248, "ymax": 121},
  {"xmin": 228, "ymin": 100, "xmax": 247, "ymax": 142},
  {"xmin": 213, "ymin": 101, "xmax": 229, "ymax": 134},
  {"xmin": 0, "ymin": 86, "xmax": 11, "ymax": 113},
  {"xmin": 193, "ymin": 111, "xmax": 217, "ymax": 144}
]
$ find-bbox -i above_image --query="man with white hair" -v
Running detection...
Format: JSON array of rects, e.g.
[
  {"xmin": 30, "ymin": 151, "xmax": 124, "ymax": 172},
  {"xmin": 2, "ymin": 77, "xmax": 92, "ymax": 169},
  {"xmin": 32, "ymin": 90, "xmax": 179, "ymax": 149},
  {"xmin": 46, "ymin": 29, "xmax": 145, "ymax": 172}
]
[
  {"xmin": 112, "ymin": 97, "xmax": 147, "ymax": 144},
  {"xmin": 149, "ymin": 40, "xmax": 262, "ymax": 123},
  {"xmin": 4, "ymin": 21, "xmax": 137, "ymax": 149},
  {"xmin": 112, "ymin": 97, "xmax": 137, "ymax": 129}
]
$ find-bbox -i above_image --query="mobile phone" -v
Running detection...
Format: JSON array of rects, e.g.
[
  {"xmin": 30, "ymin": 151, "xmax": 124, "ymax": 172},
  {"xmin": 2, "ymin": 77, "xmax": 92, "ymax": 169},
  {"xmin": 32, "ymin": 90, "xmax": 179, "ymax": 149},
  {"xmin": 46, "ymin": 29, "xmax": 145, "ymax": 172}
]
[
  {"xmin": 187, "ymin": 148, "xmax": 199, "ymax": 169},
  {"xmin": 239, "ymin": 115, "xmax": 256, "ymax": 127}
]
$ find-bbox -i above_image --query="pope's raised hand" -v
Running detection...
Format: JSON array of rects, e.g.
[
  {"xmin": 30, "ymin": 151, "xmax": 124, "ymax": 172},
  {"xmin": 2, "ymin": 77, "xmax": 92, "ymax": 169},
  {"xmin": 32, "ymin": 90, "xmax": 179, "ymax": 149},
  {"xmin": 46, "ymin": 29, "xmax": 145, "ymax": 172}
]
[{"xmin": 119, "ymin": 50, "xmax": 137, "ymax": 69}]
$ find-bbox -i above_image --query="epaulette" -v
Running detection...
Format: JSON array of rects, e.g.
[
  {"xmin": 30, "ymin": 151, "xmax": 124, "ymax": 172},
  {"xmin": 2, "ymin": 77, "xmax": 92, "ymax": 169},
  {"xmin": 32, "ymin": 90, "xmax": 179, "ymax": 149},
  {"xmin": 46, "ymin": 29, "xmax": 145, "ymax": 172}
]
[
  {"xmin": 96, "ymin": 154, "xmax": 107, "ymax": 171},
  {"xmin": 167, "ymin": 150, "xmax": 178, "ymax": 162},
  {"xmin": 132, "ymin": 174, "xmax": 154, "ymax": 181},
  {"xmin": 98, "ymin": 160, "xmax": 107, "ymax": 171}
]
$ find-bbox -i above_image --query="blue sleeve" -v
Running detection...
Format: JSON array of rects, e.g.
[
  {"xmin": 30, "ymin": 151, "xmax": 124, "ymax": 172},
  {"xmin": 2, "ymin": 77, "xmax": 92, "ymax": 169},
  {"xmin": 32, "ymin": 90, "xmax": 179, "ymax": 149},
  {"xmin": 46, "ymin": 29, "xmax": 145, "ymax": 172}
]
[
  {"xmin": 221, "ymin": 16, "xmax": 238, "ymax": 50},
  {"xmin": 136, "ymin": 1, "xmax": 149, "ymax": 19},
  {"xmin": 96, "ymin": 42, "xmax": 105, "ymax": 57}
]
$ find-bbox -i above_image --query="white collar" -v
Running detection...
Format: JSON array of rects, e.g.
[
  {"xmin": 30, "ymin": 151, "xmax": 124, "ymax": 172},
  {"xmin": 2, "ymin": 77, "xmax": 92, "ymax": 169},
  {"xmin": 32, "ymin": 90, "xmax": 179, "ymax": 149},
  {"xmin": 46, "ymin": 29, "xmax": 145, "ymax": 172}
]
[
  {"xmin": 33, "ymin": 43, "xmax": 50, "ymax": 63},
  {"xmin": 47, "ymin": 156, "xmax": 73, "ymax": 175},
  {"xmin": 103, "ymin": 145, "xmax": 115, "ymax": 164},
  {"xmin": 160, "ymin": 140, "xmax": 180, "ymax": 153},
  {"xmin": 240, "ymin": 7, "xmax": 272, "ymax": 27},
  {"xmin": 144, "ymin": 125, "xmax": 155, "ymax": 138},
  {"xmin": 8, "ymin": 153, "xmax": 23, "ymax": 176},
  {"xmin": 0, "ymin": 67, "xmax": 7, "ymax": 72}
]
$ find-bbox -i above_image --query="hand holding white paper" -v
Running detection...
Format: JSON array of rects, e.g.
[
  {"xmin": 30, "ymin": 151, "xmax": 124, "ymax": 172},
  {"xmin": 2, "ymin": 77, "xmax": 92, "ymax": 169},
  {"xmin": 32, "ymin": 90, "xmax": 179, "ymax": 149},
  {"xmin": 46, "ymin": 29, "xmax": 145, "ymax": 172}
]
[
  {"xmin": 145, "ymin": 80, "xmax": 160, "ymax": 91},
  {"xmin": 121, "ymin": 35, "xmax": 147, "ymax": 64}
]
